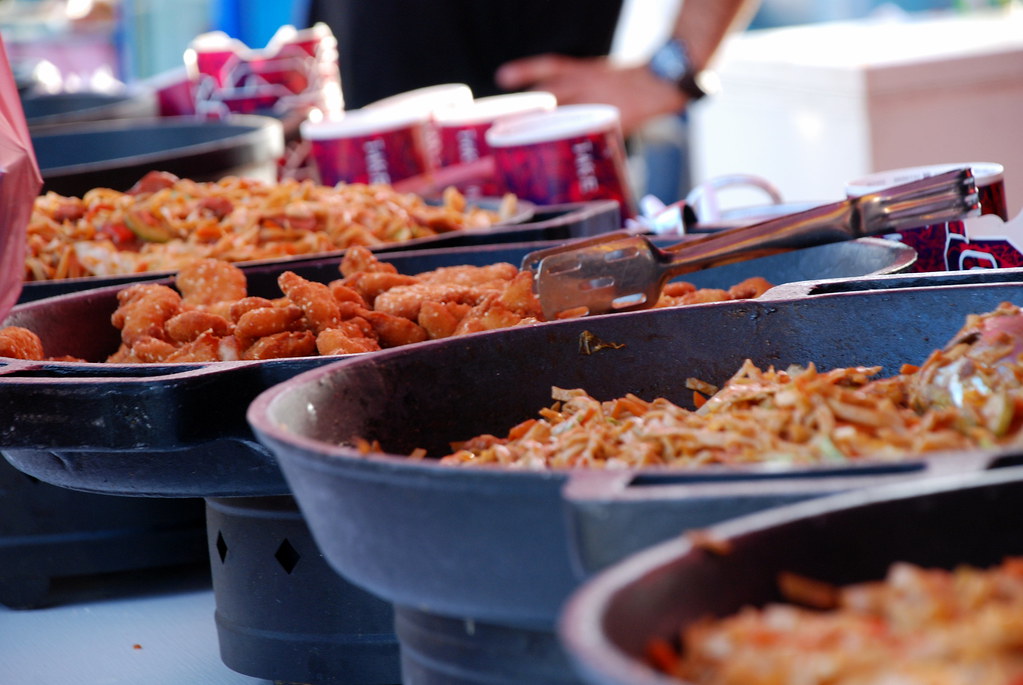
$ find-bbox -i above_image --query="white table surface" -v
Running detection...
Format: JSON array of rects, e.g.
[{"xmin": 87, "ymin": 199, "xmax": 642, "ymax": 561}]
[{"xmin": 0, "ymin": 563, "xmax": 272, "ymax": 685}]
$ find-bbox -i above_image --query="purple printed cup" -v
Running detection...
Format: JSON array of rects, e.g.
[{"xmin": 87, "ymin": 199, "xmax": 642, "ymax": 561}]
[
  {"xmin": 186, "ymin": 23, "xmax": 342, "ymax": 119},
  {"xmin": 846, "ymin": 162, "xmax": 1011, "ymax": 272},
  {"xmin": 365, "ymin": 83, "xmax": 474, "ymax": 114},
  {"xmin": 141, "ymin": 67, "xmax": 197, "ymax": 117},
  {"xmin": 365, "ymin": 84, "xmax": 474, "ymax": 173},
  {"xmin": 433, "ymin": 91, "xmax": 557, "ymax": 199},
  {"xmin": 846, "ymin": 162, "xmax": 1007, "ymax": 220},
  {"xmin": 300, "ymin": 107, "xmax": 432, "ymax": 187},
  {"xmin": 485, "ymin": 104, "xmax": 635, "ymax": 217}
]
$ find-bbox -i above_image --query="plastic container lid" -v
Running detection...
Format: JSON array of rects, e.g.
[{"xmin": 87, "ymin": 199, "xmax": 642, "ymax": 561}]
[
  {"xmin": 485, "ymin": 104, "xmax": 620, "ymax": 147},
  {"xmin": 300, "ymin": 106, "xmax": 429, "ymax": 141},
  {"xmin": 364, "ymin": 83, "xmax": 473, "ymax": 115},
  {"xmin": 845, "ymin": 162, "xmax": 1004, "ymax": 197},
  {"xmin": 433, "ymin": 91, "xmax": 557, "ymax": 128}
]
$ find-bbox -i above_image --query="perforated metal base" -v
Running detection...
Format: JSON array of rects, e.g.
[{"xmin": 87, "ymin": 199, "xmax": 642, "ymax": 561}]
[{"xmin": 206, "ymin": 496, "xmax": 400, "ymax": 685}]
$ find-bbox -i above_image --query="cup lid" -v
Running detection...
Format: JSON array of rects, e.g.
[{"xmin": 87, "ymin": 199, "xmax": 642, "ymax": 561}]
[
  {"xmin": 364, "ymin": 83, "xmax": 474, "ymax": 115},
  {"xmin": 433, "ymin": 91, "xmax": 557, "ymax": 127},
  {"xmin": 301, "ymin": 106, "xmax": 428, "ymax": 140},
  {"xmin": 846, "ymin": 162, "xmax": 1004, "ymax": 197},
  {"xmin": 485, "ymin": 104, "xmax": 620, "ymax": 147}
]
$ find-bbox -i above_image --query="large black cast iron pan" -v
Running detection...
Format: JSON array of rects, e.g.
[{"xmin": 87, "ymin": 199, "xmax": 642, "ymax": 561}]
[
  {"xmin": 249, "ymin": 272, "xmax": 1023, "ymax": 632},
  {"xmin": 22, "ymin": 91, "xmax": 158, "ymax": 128},
  {"xmin": 1, "ymin": 237, "xmax": 913, "ymax": 498},
  {"xmin": 557, "ymin": 465, "xmax": 1023, "ymax": 685},
  {"xmin": 31, "ymin": 115, "xmax": 285, "ymax": 197}
]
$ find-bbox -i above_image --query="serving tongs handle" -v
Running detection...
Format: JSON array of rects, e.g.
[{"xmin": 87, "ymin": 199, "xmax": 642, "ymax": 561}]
[
  {"xmin": 527, "ymin": 169, "xmax": 979, "ymax": 318},
  {"xmin": 655, "ymin": 167, "xmax": 980, "ymax": 276}
]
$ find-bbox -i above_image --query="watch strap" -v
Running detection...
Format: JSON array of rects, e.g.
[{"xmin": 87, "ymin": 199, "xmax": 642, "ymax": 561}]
[{"xmin": 648, "ymin": 38, "xmax": 710, "ymax": 102}]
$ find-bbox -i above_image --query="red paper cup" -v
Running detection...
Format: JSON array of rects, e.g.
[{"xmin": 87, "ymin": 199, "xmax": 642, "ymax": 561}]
[
  {"xmin": 365, "ymin": 83, "xmax": 474, "ymax": 114},
  {"xmin": 846, "ymin": 162, "xmax": 1007, "ymax": 220},
  {"xmin": 366, "ymin": 84, "xmax": 474, "ymax": 172},
  {"xmin": 433, "ymin": 91, "xmax": 557, "ymax": 199},
  {"xmin": 300, "ymin": 108, "xmax": 432, "ymax": 186},
  {"xmin": 845, "ymin": 162, "xmax": 1012, "ymax": 272},
  {"xmin": 485, "ymin": 104, "xmax": 634, "ymax": 216},
  {"xmin": 141, "ymin": 67, "xmax": 197, "ymax": 117},
  {"xmin": 185, "ymin": 23, "xmax": 343, "ymax": 120}
]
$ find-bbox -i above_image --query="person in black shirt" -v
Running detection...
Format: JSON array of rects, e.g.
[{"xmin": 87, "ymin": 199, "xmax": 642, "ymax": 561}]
[{"xmin": 307, "ymin": 0, "xmax": 758, "ymax": 136}]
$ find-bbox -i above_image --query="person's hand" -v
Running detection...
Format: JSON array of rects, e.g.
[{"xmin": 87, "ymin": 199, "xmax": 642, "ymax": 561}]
[{"xmin": 495, "ymin": 54, "xmax": 688, "ymax": 136}]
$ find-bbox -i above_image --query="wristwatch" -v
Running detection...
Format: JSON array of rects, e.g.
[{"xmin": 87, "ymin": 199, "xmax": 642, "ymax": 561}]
[{"xmin": 647, "ymin": 38, "xmax": 716, "ymax": 102}]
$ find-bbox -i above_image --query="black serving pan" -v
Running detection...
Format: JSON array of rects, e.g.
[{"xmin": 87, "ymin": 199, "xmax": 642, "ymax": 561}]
[
  {"xmin": 558, "ymin": 464, "xmax": 1023, "ymax": 685},
  {"xmin": 22, "ymin": 91, "xmax": 158, "ymax": 129},
  {"xmin": 17, "ymin": 199, "xmax": 615, "ymax": 303},
  {"xmin": 246, "ymin": 273, "xmax": 1023, "ymax": 681},
  {"xmin": 31, "ymin": 114, "xmax": 285, "ymax": 197},
  {"xmin": 1, "ymin": 236, "xmax": 907, "ymax": 498}
]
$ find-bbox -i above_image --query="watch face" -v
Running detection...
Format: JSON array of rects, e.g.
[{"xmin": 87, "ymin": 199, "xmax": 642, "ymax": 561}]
[{"xmin": 650, "ymin": 39, "xmax": 691, "ymax": 83}]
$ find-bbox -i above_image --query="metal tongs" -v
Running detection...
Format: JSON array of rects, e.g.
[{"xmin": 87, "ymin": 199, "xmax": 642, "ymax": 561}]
[{"xmin": 523, "ymin": 168, "xmax": 979, "ymax": 319}]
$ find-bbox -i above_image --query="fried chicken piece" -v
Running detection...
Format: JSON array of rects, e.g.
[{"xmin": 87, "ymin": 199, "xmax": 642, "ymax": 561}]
[
  {"xmin": 361, "ymin": 310, "xmax": 428, "ymax": 347},
  {"xmin": 662, "ymin": 281, "xmax": 697, "ymax": 298},
  {"xmin": 335, "ymin": 315, "xmax": 377, "ymax": 340},
  {"xmin": 343, "ymin": 271, "xmax": 420, "ymax": 306},
  {"xmin": 106, "ymin": 343, "xmax": 139, "ymax": 364},
  {"xmin": 328, "ymin": 282, "xmax": 369, "ymax": 307},
  {"xmin": 0, "ymin": 326, "xmax": 45, "ymax": 360},
  {"xmin": 497, "ymin": 271, "xmax": 543, "ymax": 318},
  {"xmin": 728, "ymin": 276, "xmax": 774, "ymax": 300},
  {"xmin": 241, "ymin": 331, "xmax": 317, "ymax": 360},
  {"xmin": 176, "ymin": 258, "xmax": 247, "ymax": 307},
  {"xmin": 418, "ymin": 301, "xmax": 472, "ymax": 339},
  {"xmin": 164, "ymin": 310, "xmax": 232, "ymax": 343},
  {"xmin": 216, "ymin": 335, "xmax": 243, "ymax": 362},
  {"xmin": 110, "ymin": 283, "xmax": 182, "ymax": 344},
  {"xmin": 373, "ymin": 282, "xmax": 488, "ymax": 320},
  {"xmin": 339, "ymin": 245, "xmax": 398, "ymax": 277},
  {"xmin": 278, "ymin": 270, "xmax": 341, "ymax": 334},
  {"xmin": 658, "ymin": 288, "xmax": 732, "ymax": 308},
  {"xmin": 453, "ymin": 293, "xmax": 527, "ymax": 335},
  {"xmin": 229, "ymin": 296, "xmax": 276, "ymax": 322},
  {"xmin": 234, "ymin": 304, "xmax": 305, "ymax": 340},
  {"xmin": 165, "ymin": 331, "xmax": 224, "ymax": 363},
  {"xmin": 316, "ymin": 321, "xmax": 382, "ymax": 355},
  {"xmin": 416, "ymin": 262, "xmax": 519, "ymax": 286},
  {"xmin": 128, "ymin": 335, "xmax": 177, "ymax": 363}
]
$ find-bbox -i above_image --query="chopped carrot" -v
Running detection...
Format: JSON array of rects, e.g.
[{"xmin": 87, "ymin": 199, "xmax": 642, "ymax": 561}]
[
  {"xmin": 644, "ymin": 637, "xmax": 680, "ymax": 674},
  {"xmin": 777, "ymin": 571, "xmax": 840, "ymax": 610},
  {"xmin": 507, "ymin": 419, "xmax": 537, "ymax": 441},
  {"xmin": 611, "ymin": 396, "xmax": 648, "ymax": 419}
]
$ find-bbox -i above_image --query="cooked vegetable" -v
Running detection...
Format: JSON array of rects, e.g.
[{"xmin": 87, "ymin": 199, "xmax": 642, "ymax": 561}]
[{"xmin": 438, "ymin": 303, "xmax": 1023, "ymax": 470}]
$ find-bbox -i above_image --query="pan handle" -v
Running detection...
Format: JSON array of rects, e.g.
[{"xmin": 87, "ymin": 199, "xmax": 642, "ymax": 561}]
[
  {"xmin": 560, "ymin": 450, "xmax": 1016, "ymax": 578},
  {"xmin": 0, "ymin": 358, "xmax": 308, "ymax": 450},
  {"xmin": 760, "ymin": 265, "xmax": 1023, "ymax": 301}
]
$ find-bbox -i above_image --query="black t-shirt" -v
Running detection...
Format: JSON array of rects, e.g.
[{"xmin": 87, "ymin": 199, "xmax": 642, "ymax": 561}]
[{"xmin": 308, "ymin": 0, "xmax": 625, "ymax": 109}]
